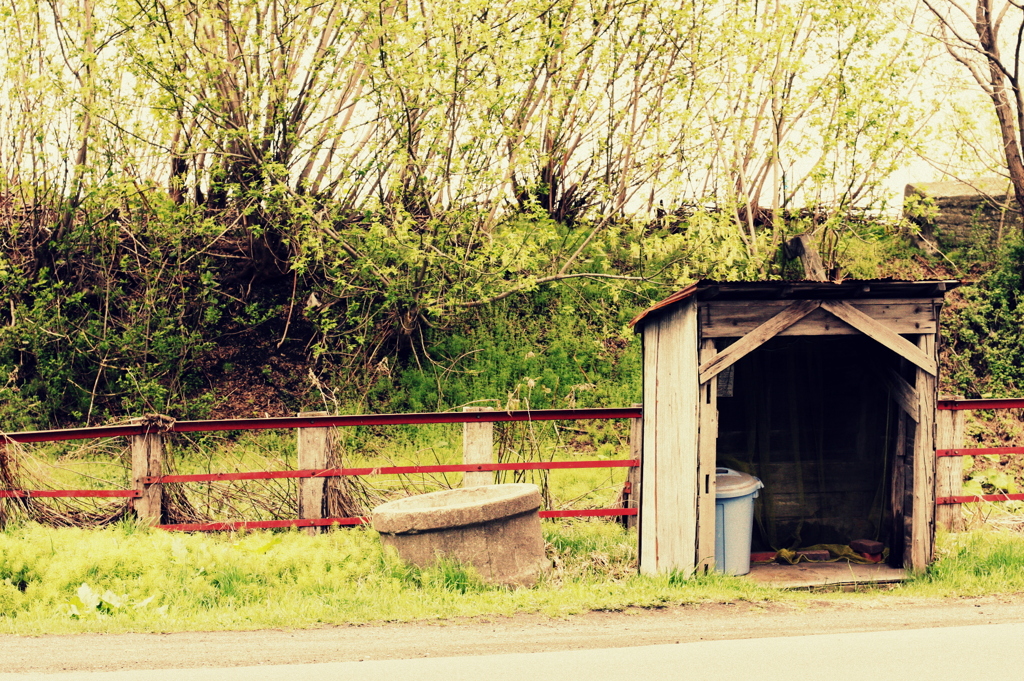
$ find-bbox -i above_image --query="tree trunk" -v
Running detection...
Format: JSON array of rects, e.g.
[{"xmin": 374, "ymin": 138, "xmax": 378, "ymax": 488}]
[{"xmin": 976, "ymin": 0, "xmax": 1024, "ymax": 212}]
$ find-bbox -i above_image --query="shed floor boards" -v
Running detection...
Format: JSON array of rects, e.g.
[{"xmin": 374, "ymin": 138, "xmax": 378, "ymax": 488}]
[{"xmin": 745, "ymin": 562, "xmax": 906, "ymax": 589}]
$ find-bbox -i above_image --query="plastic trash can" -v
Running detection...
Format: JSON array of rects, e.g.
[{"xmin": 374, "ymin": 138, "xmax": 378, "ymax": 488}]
[{"xmin": 714, "ymin": 467, "xmax": 764, "ymax": 576}]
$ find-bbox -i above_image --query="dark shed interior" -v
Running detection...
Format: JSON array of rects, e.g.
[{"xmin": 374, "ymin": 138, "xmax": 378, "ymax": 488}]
[{"xmin": 715, "ymin": 335, "xmax": 904, "ymax": 554}]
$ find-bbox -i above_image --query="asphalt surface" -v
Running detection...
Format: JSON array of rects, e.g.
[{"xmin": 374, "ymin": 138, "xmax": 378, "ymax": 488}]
[
  {"xmin": 1, "ymin": 597, "xmax": 1023, "ymax": 678},
  {"xmin": 2, "ymin": 622, "xmax": 1022, "ymax": 681}
]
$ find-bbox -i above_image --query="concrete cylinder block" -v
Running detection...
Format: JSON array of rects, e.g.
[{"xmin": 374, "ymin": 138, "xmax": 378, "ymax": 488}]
[{"xmin": 372, "ymin": 484, "xmax": 550, "ymax": 587}]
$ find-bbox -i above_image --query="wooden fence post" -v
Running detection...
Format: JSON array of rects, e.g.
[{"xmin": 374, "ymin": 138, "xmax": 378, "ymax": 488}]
[
  {"xmin": 462, "ymin": 406, "xmax": 494, "ymax": 487},
  {"xmin": 130, "ymin": 417, "xmax": 164, "ymax": 526},
  {"xmin": 297, "ymin": 411, "xmax": 329, "ymax": 534},
  {"xmin": 935, "ymin": 395, "xmax": 966, "ymax": 532},
  {"xmin": 621, "ymin": 405, "xmax": 642, "ymax": 530}
]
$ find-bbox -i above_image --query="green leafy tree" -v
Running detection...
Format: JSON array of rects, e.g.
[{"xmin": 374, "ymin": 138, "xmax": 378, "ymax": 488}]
[{"xmin": 0, "ymin": 0, "xmax": 943, "ymax": 425}]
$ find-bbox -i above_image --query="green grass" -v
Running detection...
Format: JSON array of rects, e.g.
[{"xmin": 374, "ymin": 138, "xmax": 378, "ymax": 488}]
[
  {"xmin": 0, "ymin": 520, "xmax": 766, "ymax": 634},
  {"xmin": 900, "ymin": 528, "xmax": 1024, "ymax": 597},
  {"xmin": 5, "ymin": 428, "xmax": 1024, "ymax": 635},
  {"xmin": 1, "ymin": 520, "xmax": 1022, "ymax": 635}
]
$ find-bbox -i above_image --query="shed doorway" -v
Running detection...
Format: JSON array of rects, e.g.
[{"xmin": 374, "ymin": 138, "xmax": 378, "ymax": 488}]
[{"xmin": 715, "ymin": 335, "xmax": 904, "ymax": 562}]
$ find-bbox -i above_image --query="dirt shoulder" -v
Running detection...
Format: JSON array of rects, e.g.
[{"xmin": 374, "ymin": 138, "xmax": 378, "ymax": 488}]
[{"xmin": 3, "ymin": 595, "xmax": 1024, "ymax": 674}]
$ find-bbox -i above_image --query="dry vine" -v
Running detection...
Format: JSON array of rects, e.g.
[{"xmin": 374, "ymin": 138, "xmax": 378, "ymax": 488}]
[{"xmin": 0, "ymin": 440, "xmax": 130, "ymax": 528}]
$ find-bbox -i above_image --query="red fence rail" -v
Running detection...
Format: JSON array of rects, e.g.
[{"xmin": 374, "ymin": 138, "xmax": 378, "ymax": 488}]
[
  {"xmin": 0, "ymin": 408, "xmax": 643, "ymax": 443},
  {"xmin": 0, "ymin": 407, "xmax": 644, "ymax": 530},
  {"xmin": 156, "ymin": 507, "xmax": 641, "ymax": 533},
  {"xmin": 0, "ymin": 490, "xmax": 140, "ymax": 498},
  {"xmin": 936, "ymin": 398, "xmax": 1024, "ymax": 506},
  {"xmin": 144, "ymin": 459, "xmax": 638, "ymax": 485},
  {"xmin": 938, "ymin": 398, "xmax": 1024, "ymax": 411},
  {"xmin": 936, "ymin": 447, "xmax": 1024, "ymax": 458},
  {"xmin": 149, "ymin": 459, "xmax": 639, "ymax": 531}
]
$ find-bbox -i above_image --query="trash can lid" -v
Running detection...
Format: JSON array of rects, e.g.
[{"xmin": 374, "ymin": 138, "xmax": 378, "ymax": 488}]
[{"xmin": 715, "ymin": 467, "xmax": 764, "ymax": 499}]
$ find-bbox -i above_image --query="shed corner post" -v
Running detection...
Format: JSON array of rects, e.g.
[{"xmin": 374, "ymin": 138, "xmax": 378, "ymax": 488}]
[
  {"xmin": 638, "ymin": 323, "xmax": 656, "ymax": 577},
  {"xmin": 130, "ymin": 416, "xmax": 166, "ymax": 526},
  {"xmin": 910, "ymin": 334, "xmax": 938, "ymax": 571},
  {"xmin": 696, "ymin": 338, "xmax": 718, "ymax": 574},
  {"xmin": 935, "ymin": 395, "xmax": 966, "ymax": 532},
  {"xmin": 462, "ymin": 406, "xmax": 495, "ymax": 487},
  {"xmin": 638, "ymin": 300, "xmax": 700, "ymax": 577},
  {"xmin": 297, "ymin": 410, "xmax": 330, "ymax": 534}
]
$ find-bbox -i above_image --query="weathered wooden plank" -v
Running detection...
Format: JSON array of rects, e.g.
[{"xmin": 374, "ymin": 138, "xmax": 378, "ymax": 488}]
[
  {"xmin": 757, "ymin": 461, "xmax": 883, "ymax": 494},
  {"xmin": 640, "ymin": 301, "xmax": 700, "ymax": 575},
  {"xmin": 462, "ymin": 406, "xmax": 495, "ymax": 487},
  {"xmin": 820, "ymin": 301, "xmax": 937, "ymax": 375},
  {"xmin": 650, "ymin": 315, "xmax": 680, "ymax": 573},
  {"xmin": 910, "ymin": 335, "xmax": 937, "ymax": 570},
  {"xmin": 935, "ymin": 395, "xmax": 966, "ymax": 532},
  {"xmin": 883, "ymin": 369, "xmax": 920, "ymax": 423},
  {"xmin": 786, "ymin": 233, "xmax": 828, "ymax": 281},
  {"xmin": 130, "ymin": 421, "xmax": 164, "ymax": 526},
  {"xmin": 758, "ymin": 491, "xmax": 879, "ymax": 517},
  {"xmin": 297, "ymin": 410, "xmax": 329, "ymax": 535},
  {"xmin": 698, "ymin": 299, "xmax": 821, "ymax": 384},
  {"xmin": 903, "ymin": 423, "xmax": 915, "ymax": 568},
  {"xmin": 665, "ymin": 302, "xmax": 699, "ymax": 574},
  {"xmin": 716, "ymin": 433, "xmax": 872, "ymax": 459},
  {"xmin": 700, "ymin": 299, "xmax": 939, "ymax": 338},
  {"xmin": 639, "ymin": 325, "xmax": 660, "ymax": 573},
  {"xmin": 889, "ymin": 407, "xmax": 908, "ymax": 568},
  {"xmin": 697, "ymin": 339, "xmax": 718, "ymax": 573}
]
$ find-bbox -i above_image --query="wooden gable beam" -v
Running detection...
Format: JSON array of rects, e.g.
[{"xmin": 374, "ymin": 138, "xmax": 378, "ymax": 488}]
[
  {"xmin": 698, "ymin": 299, "xmax": 820, "ymax": 384},
  {"xmin": 882, "ymin": 369, "xmax": 920, "ymax": 423},
  {"xmin": 820, "ymin": 301, "xmax": 937, "ymax": 375}
]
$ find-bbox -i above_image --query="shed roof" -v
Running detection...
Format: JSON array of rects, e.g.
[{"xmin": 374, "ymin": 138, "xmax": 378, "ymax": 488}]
[{"xmin": 630, "ymin": 278, "xmax": 960, "ymax": 329}]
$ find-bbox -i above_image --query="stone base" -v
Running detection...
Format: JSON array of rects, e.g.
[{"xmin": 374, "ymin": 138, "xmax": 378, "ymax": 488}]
[
  {"xmin": 379, "ymin": 510, "xmax": 548, "ymax": 587},
  {"xmin": 373, "ymin": 484, "xmax": 550, "ymax": 587}
]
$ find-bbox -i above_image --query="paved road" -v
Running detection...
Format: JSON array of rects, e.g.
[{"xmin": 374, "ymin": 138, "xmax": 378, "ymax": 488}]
[
  {"xmin": 2, "ymin": 622, "xmax": 1021, "ymax": 681},
  {"xmin": 5, "ymin": 597, "xmax": 1024, "ymax": 675}
]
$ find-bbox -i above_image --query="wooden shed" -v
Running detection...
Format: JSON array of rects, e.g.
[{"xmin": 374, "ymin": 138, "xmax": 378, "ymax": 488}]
[{"xmin": 630, "ymin": 279, "xmax": 959, "ymax": 576}]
